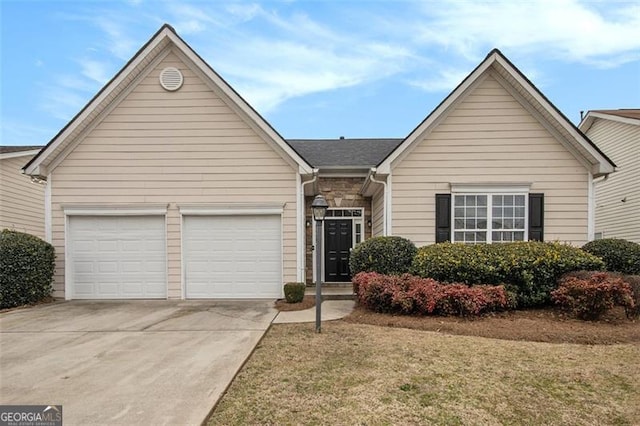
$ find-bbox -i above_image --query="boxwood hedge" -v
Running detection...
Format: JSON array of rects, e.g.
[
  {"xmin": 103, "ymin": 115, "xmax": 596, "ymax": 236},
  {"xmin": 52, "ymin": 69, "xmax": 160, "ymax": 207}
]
[
  {"xmin": 582, "ymin": 238, "xmax": 640, "ymax": 275},
  {"xmin": 349, "ymin": 236, "xmax": 417, "ymax": 276},
  {"xmin": 412, "ymin": 241, "xmax": 605, "ymax": 307},
  {"xmin": 0, "ymin": 230, "xmax": 55, "ymax": 309}
]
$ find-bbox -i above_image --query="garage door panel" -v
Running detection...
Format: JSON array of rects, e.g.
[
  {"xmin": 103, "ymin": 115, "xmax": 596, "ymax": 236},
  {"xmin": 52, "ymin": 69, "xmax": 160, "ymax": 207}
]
[
  {"xmin": 184, "ymin": 215, "xmax": 281, "ymax": 298},
  {"xmin": 69, "ymin": 216, "xmax": 166, "ymax": 299}
]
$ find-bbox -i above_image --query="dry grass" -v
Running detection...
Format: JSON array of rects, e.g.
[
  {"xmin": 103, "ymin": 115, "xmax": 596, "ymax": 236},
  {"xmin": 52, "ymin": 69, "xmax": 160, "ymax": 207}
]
[{"xmin": 208, "ymin": 321, "xmax": 640, "ymax": 425}]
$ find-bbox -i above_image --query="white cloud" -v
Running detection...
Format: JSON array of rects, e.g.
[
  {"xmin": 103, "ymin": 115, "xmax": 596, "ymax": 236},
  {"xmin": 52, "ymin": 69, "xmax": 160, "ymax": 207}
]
[
  {"xmin": 413, "ymin": 0, "xmax": 640, "ymax": 67},
  {"xmin": 409, "ymin": 68, "xmax": 469, "ymax": 93},
  {"xmin": 78, "ymin": 59, "xmax": 112, "ymax": 84}
]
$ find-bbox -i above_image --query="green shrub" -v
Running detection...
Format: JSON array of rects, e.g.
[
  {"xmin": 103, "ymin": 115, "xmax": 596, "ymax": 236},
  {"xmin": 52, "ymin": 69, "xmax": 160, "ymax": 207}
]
[
  {"xmin": 283, "ymin": 282, "xmax": 306, "ymax": 303},
  {"xmin": 353, "ymin": 272, "xmax": 510, "ymax": 317},
  {"xmin": 0, "ymin": 230, "xmax": 55, "ymax": 309},
  {"xmin": 349, "ymin": 236, "xmax": 417, "ymax": 276},
  {"xmin": 412, "ymin": 242, "xmax": 605, "ymax": 307},
  {"xmin": 582, "ymin": 238, "xmax": 640, "ymax": 275},
  {"xmin": 552, "ymin": 272, "xmax": 634, "ymax": 320}
]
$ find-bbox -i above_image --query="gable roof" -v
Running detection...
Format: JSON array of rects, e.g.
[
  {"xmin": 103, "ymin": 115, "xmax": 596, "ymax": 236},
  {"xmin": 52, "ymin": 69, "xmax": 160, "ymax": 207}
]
[
  {"xmin": 23, "ymin": 24, "xmax": 312, "ymax": 177},
  {"xmin": 288, "ymin": 138, "xmax": 403, "ymax": 168},
  {"xmin": 0, "ymin": 145, "xmax": 43, "ymax": 160},
  {"xmin": 579, "ymin": 109, "xmax": 640, "ymax": 131},
  {"xmin": 377, "ymin": 49, "xmax": 616, "ymax": 177}
]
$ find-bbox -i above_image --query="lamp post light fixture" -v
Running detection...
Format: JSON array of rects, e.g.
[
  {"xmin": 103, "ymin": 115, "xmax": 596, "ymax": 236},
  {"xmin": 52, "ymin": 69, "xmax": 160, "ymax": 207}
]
[{"xmin": 311, "ymin": 194, "xmax": 329, "ymax": 333}]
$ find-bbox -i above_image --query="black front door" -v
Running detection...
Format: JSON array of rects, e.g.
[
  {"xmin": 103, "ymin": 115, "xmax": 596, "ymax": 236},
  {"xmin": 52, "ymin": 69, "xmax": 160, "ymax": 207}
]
[{"xmin": 324, "ymin": 219, "xmax": 353, "ymax": 282}]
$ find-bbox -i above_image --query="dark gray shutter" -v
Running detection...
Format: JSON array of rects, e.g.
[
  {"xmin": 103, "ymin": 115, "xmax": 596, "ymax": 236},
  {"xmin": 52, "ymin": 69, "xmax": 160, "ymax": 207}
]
[
  {"xmin": 528, "ymin": 193, "xmax": 544, "ymax": 241},
  {"xmin": 435, "ymin": 194, "xmax": 451, "ymax": 243}
]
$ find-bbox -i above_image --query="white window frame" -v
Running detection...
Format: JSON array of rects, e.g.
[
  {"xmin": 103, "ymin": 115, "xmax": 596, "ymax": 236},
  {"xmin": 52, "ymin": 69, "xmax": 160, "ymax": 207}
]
[{"xmin": 450, "ymin": 184, "xmax": 530, "ymax": 244}]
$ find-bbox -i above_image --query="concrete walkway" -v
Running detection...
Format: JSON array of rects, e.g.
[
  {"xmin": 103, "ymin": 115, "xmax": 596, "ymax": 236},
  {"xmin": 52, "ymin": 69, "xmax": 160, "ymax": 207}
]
[{"xmin": 273, "ymin": 300, "xmax": 355, "ymax": 324}]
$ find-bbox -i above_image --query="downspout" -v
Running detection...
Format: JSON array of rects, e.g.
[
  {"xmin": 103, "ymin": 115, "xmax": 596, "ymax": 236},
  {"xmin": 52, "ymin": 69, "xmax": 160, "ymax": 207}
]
[
  {"xmin": 369, "ymin": 168, "xmax": 388, "ymax": 236},
  {"xmin": 299, "ymin": 169, "xmax": 318, "ymax": 282},
  {"xmin": 588, "ymin": 171, "xmax": 595, "ymax": 242}
]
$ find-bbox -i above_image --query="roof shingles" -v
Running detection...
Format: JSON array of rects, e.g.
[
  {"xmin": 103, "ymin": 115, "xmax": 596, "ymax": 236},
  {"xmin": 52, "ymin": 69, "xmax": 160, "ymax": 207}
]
[{"xmin": 287, "ymin": 138, "xmax": 403, "ymax": 168}]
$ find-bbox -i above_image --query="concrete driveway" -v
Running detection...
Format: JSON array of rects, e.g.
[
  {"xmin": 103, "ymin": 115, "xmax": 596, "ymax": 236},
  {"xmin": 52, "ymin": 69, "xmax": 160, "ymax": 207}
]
[{"xmin": 0, "ymin": 300, "xmax": 278, "ymax": 425}]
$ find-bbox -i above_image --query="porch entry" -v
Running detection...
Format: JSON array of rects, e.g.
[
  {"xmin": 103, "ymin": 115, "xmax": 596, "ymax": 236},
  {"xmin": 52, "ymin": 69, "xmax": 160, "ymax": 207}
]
[{"xmin": 322, "ymin": 208, "xmax": 364, "ymax": 282}]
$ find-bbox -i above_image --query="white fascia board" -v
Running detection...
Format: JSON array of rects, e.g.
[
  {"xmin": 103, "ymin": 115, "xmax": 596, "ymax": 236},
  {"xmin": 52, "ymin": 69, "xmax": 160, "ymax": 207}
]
[
  {"xmin": 492, "ymin": 55, "xmax": 615, "ymax": 175},
  {"xmin": 582, "ymin": 111, "xmax": 640, "ymax": 128},
  {"xmin": 62, "ymin": 204, "xmax": 169, "ymax": 215},
  {"xmin": 0, "ymin": 149, "xmax": 41, "ymax": 160},
  {"xmin": 179, "ymin": 204, "xmax": 284, "ymax": 216},
  {"xmin": 377, "ymin": 56, "xmax": 496, "ymax": 174}
]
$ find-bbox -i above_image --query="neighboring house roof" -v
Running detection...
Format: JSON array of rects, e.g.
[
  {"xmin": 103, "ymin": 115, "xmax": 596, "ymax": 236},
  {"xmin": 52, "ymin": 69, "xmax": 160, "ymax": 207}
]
[
  {"xmin": 377, "ymin": 49, "xmax": 616, "ymax": 177},
  {"xmin": 23, "ymin": 24, "xmax": 313, "ymax": 177},
  {"xmin": 579, "ymin": 109, "xmax": 640, "ymax": 131},
  {"xmin": 0, "ymin": 146, "xmax": 43, "ymax": 159},
  {"xmin": 589, "ymin": 109, "xmax": 640, "ymax": 121},
  {"xmin": 288, "ymin": 138, "xmax": 403, "ymax": 168}
]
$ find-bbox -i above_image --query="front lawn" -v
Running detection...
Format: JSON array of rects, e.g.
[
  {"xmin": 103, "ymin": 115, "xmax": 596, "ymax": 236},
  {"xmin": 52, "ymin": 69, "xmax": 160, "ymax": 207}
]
[{"xmin": 208, "ymin": 322, "xmax": 639, "ymax": 425}]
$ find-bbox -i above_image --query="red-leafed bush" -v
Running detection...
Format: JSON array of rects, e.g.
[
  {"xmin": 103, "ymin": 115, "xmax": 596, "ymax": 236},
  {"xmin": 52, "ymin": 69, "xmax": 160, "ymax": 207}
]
[
  {"xmin": 352, "ymin": 271, "xmax": 384, "ymax": 295},
  {"xmin": 353, "ymin": 272, "xmax": 511, "ymax": 317},
  {"xmin": 551, "ymin": 272, "xmax": 634, "ymax": 320}
]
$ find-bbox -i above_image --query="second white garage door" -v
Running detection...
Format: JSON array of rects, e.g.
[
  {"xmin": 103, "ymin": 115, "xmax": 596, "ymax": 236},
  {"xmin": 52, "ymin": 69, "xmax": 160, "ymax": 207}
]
[{"xmin": 183, "ymin": 215, "xmax": 282, "ymax": 298}]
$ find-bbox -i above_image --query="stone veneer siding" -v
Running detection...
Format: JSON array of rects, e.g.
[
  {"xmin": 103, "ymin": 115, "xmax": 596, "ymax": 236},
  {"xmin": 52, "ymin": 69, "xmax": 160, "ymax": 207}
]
[{"xmin": 305, "ymin": 177, "xmax": 372, "ymax": 284}]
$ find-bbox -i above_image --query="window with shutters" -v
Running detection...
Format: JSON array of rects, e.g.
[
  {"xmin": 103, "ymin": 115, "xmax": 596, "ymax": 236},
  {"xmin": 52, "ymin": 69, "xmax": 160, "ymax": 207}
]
[{"xmin": 452, "ymin": 193, "xmax": 527, "ymax": 244}]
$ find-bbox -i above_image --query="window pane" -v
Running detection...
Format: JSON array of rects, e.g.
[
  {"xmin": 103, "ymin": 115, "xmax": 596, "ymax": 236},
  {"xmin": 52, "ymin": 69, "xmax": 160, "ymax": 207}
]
[
  {"xmin": 476, "ymin": 232, "xmax": 486, "ymax": 242},
  {"xmin": 504, "ymin": 207, "xmax": 514, "ymax": 217},
  {"xmin": 514, "ymin": 231, "xmax": 524, "ymax": 241},
  {"xmin": 492, "ymin": 231, "xmax": 501, "ymax": 242},
  {"xmin": 466, "ymin": 219, "xmax": 475, "ymax": 229},
  {"xmin": 353, "ymin": 210, "xmax": 362, "ymax": 216},
  {"xmin": 493, "ymin": 195, "xmax": 503, "ymax": 207},
  {"xmin": 477, "ymin": 196, "xmax": 487, "ymax": 207},
  {"xmin": 455, "ymin": 196, "xmax": 464, "ymax": 207},
  {"xmin": 343, "ymin": 210, "xmax": 352, "ymax": 217},
  {"xmin": 515, "ymin": 218, "xmax": 525, "ymax": 229},
  {"xmin": 477, "ymin": 219, "xmax": 487, "ymax": 229},
  {"xmin": 455, "ymin": 207, "xmax": 464, "ymax": 218},
  {"xmin": 454, "ymin": 219, "xmax": 464, "ymax": 228},
  {"xmin": 454, "ymin": 231, "xmax": 464, "ymax": 241},
  {"xmin": 493, "ymin": 206, "xmax": 502, "ymax": 217},
  {"xmin": 493, "ymin": 219, "xmax": 504, "ymax": 229},
  {"xmin": 465, "ymin": 207, "xmax": 475, "ymax": 217},
  {"xmin": 477, "ymin": 207, "xmax": 487, "ymax": 218},
  {"xmin": 515, "ymin": 207, "xmax": 525, "ymax": 217},
  {"xmin": 515, "ymin": 195, "xmax": 525, "ymax": 206},
  {"xmin": 466, "ymin": 195, "xmax": 476, "ymax": 206}
]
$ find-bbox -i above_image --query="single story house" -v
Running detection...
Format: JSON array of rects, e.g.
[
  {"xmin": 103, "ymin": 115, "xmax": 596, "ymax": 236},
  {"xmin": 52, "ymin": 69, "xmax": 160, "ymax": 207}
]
[
  {"xmin": 579, "ymin": 109, "xmax": 639, "ymax": 243},
  {"xmin": 24, "ymin": 24, "xmax": 615, "ymax": 300},
  {"xmin": 1, "ymin": 145, "xmax": 45, "ymax": 238}
]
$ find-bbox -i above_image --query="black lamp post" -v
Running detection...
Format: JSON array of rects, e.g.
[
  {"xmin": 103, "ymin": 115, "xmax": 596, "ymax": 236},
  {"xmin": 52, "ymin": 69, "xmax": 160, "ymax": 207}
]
[{"xmin": 311, "ymin": 194, "xmax": 328, "ymax": 333}]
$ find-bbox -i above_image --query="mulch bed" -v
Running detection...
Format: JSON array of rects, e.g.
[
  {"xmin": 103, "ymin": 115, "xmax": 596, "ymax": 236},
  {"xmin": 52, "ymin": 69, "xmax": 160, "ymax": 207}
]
[
  {"xmin": 344, "ymin": 306, "xmax": 640, "ymax": 345},
  {"xmin": 274, "ymin": 295, "xmax": 316, "ymax": 311}
]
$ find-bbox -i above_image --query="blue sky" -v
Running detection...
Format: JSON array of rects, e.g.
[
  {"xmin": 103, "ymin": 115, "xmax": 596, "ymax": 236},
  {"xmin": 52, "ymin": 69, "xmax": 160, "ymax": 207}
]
[{"xmin": 1, "ymin": 0, "xmax": 639, "ymax": 146}]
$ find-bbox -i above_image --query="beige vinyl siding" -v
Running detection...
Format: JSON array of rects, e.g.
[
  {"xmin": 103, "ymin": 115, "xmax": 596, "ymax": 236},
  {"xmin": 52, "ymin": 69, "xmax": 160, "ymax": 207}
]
[
  {"xmin": 0, "ymin": 155, "xmax": 45, "ymax": 238},
  {"xmin": 391, "ymin": 74, "xmax": 589, "ymax": 246},
  {"xmin": 371, "ymin": 186, "xmax": 385, "ymax": 237},
  {"xmin": 49, "ymin": 51, "xmax": 298, "ymax": 298},
  {"xmin": 587, "ymin": 118, "xmax": 640, "ymax": 243}
]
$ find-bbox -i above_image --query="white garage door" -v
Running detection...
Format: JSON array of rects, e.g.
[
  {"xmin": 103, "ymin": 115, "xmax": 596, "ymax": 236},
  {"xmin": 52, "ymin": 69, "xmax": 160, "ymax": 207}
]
[
  {"xmin": 183, "ymin": 215, "xmax": 281, "ymax": 298},
  {"xmin": 68, "ymin": 216, "xmax": 166, "ymax": 299}
]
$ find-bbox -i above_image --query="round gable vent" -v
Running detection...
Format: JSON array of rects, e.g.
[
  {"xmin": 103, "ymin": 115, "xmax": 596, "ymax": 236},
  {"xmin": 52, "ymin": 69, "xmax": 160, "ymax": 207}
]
[{"xmin": 159, "ymin": 67, "xmax": 183, "ymax": 91}]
